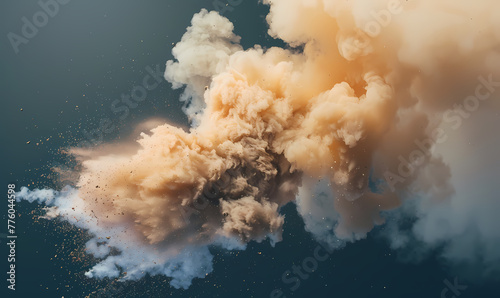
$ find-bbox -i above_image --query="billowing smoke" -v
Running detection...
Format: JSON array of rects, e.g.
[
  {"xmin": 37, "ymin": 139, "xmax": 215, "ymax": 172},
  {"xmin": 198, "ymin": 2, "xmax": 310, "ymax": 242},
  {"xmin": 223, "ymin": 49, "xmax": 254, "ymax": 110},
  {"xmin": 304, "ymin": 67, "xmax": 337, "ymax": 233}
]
[{"xmin": 18, "ymin": 0, "xmax": 500, "ymax": 288}]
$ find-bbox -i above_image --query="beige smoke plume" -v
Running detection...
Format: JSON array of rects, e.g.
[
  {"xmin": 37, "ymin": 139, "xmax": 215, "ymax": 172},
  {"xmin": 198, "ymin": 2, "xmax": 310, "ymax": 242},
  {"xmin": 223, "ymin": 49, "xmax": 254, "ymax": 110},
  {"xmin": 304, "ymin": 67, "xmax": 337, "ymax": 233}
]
[{"xmin": 19, "ymin": 0, "xmax": 500, "ymax": 287}]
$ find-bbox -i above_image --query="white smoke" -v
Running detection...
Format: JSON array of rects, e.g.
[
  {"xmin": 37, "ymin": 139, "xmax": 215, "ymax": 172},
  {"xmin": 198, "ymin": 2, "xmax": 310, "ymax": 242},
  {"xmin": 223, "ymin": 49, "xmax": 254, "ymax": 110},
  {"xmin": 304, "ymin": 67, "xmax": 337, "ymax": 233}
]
[
  {"xmin": 164, "ymin": 9, "xmax": 242, "ymax": 124},
  {"xmin": 17, "ymin": 187, "xmax": 215, "ymax": 289}
]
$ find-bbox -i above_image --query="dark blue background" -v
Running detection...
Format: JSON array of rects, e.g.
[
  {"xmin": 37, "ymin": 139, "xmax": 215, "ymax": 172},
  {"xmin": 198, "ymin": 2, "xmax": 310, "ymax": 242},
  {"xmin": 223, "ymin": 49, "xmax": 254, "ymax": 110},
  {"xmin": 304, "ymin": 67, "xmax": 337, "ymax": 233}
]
[{"xmin": 1, "ymin": 1, "xmax": 498, "ymax": 297}]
